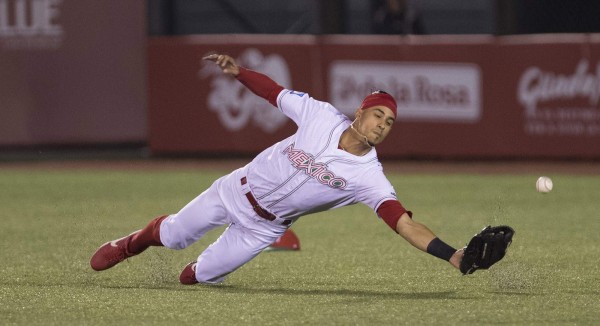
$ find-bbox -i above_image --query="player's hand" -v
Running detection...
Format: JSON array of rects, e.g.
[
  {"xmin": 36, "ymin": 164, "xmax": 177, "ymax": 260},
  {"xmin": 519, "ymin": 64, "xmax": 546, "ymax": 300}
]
[
  {"xmin": 449, "ymin": 248, "xmax": 464, "ymax": 270},
  {"xmin": 203, "ymin": 54, "xmax": 240, "ymax": 76}
]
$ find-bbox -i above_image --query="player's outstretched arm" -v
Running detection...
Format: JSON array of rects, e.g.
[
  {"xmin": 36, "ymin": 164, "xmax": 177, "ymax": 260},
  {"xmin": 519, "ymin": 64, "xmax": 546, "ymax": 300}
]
[
  {"xmin": 395, "ymin": 213, "xmax": 436, "ymax": 250},
  {"xmin": 395, "ymin": 213, "xmax": 462, "ymax": 270},
  {"xmin": 204, "ymin": 53, "xmax": 284, "ymax": 107},
  {"xmin": 203, "ymin": 54, "xmax": 240, "ymax": 76}
]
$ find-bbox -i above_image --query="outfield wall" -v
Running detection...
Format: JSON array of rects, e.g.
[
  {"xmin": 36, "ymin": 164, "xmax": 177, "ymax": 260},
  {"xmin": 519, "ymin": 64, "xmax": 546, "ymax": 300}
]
[
  {"xmin": 148, "ymin": 34, "xmax": 600, "ymax": 159},
  {"xmin": 3, "ymin": 24, "xmax": 600, "ymax": 159},
  {"xmin": 0, "ymin": 0, "xmax": 147, "ymax": 147}
]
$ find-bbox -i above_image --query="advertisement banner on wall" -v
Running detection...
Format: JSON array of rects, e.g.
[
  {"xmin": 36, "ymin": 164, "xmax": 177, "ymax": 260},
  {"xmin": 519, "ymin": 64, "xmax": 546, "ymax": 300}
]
[
  {"xmin": 0, "ymin": 0, "xmax": 64, "ymax": 50},
  {"xmin": 148, "ymin": 35, "xmax": 600, "ymax": 159},
  {"xmin": 319, "ymin": 37, "xmax": 495, "ymax": 158},
  {"xmin": 519, "ymin": 59, "xmax": 600, "ymax": 137},
  {"xmin": 148, "ymin": 36, "xmax": 320, "ymax": 154},
  {"xmin": 329, "ymin": 61, "xmax": 481, "ymax": 122},
  {"xmin": 0, "ymin": 0, "xmax": 147, "ymax": 146},
  {"xmin": 493, "ymin": 38, "xmax": 600, "ymax": 158}
]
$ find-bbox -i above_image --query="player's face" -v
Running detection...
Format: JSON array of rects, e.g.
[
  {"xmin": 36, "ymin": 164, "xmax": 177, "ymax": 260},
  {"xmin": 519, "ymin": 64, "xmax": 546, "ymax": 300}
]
[{"xmin": 355, "ymin": 106, "xmax": 395, "ymax": 145}]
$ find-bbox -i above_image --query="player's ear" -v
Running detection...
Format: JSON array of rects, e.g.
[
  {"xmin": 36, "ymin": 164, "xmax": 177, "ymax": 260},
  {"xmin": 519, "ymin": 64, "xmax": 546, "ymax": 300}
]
[{"xmin": 354, "ymin": 108, "xmax": 362, "ymax": 120}]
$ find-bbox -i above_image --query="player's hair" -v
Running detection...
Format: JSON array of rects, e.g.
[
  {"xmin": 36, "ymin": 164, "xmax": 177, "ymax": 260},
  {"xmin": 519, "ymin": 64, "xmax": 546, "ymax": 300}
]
[{"xmin": 371, "ymin": 90, "xmax": 389, "ymax": 95}]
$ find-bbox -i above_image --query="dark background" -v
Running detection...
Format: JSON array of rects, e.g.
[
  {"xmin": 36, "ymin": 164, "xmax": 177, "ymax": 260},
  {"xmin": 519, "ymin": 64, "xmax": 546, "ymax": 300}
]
[{"xmin": 147, "ymin": 0, "xmax": 600, "ymax": 36}]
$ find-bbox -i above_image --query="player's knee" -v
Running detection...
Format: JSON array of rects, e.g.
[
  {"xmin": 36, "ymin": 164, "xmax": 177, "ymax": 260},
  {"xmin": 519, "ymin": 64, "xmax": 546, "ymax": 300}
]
[
  {"xmin": 161, "ymin": 234, "xmax": 195, "ymax": 250},
  {"xmin": 159, "ymin": 219, "xmax": 195, "ymax": 250},
  {"xmin": 160, "ymin": 229, "xmax": 195, "ymax": 250}
]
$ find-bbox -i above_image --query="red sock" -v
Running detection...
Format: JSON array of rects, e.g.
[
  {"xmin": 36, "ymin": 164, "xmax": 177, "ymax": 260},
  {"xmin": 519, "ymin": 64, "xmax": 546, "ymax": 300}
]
[{"xmin": 127, "ymin": 215, "xmax": 167, "ymax": 254}]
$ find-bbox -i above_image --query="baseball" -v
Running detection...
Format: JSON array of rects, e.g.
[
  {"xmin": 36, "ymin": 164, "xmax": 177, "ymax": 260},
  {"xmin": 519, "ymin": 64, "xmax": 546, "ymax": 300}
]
[{"xmin": 536, "ymin": 176, "xmax": 553, "ymax": 193}]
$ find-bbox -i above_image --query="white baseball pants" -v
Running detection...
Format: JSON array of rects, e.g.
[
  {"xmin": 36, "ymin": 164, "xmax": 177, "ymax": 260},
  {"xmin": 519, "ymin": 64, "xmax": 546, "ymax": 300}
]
[{"xmin": 159, "ymin": 166, "xmax": 288, "ymax": 284}]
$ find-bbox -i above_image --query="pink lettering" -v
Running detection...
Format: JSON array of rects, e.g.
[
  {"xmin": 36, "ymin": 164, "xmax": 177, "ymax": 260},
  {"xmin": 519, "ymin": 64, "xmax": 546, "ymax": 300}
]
[{"xmin": 282, "ymin": 143, "xmax": 347, "ymax": 189}]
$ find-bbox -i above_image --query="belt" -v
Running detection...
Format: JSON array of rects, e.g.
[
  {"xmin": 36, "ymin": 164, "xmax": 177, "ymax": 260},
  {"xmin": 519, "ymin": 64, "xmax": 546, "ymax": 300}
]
[{"xmin": 241, "ymin": 177, "xmax": 291, "ymax": 226}]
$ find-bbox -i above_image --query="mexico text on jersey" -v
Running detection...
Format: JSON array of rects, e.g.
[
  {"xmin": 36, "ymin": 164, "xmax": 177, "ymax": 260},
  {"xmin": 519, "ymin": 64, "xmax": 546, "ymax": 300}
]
[{"xmin": 282, "ymin": 143, "xmax": 348, "ymax": 189}]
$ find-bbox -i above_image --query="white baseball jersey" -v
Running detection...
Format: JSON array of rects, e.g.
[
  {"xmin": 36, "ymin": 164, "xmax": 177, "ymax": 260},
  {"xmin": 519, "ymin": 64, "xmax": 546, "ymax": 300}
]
[
  {"xmin": 159, "ymin": 88, "xmax": 399, "ymax": 284},
  {"xmin": 245, "ymin": 89, "xmax": 398, "ymax": 222}
]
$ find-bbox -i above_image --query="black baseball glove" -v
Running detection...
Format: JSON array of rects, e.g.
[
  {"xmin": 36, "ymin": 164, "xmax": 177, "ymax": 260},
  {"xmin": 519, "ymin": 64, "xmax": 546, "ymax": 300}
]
[{"xmin": 460, "ymin": 225, "xmax": 515, "ymax": 275}]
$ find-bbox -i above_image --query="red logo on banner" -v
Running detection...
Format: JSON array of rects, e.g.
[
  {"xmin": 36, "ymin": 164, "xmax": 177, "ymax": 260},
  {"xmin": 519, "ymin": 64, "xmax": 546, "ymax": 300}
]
[{"xmin": 199, "ymin": 48, "xmax": 291, "ymax": 133}]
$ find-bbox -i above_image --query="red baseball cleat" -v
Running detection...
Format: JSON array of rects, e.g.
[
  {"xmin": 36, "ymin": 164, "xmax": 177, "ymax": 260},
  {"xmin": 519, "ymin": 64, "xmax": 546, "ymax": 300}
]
[
  {"xmin": 90, "ymin": 231, "xmax": 140, "ymax": 271},
  {"xmin": 179, "ymin": 262, "xmax": 199, "ymax": 285}
]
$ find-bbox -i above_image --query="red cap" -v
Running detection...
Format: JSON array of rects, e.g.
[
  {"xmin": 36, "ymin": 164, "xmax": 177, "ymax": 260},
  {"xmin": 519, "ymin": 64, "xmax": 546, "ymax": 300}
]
[{"xmin": 359, "ymin": 91, "xmax": 397, "ymax": 119}]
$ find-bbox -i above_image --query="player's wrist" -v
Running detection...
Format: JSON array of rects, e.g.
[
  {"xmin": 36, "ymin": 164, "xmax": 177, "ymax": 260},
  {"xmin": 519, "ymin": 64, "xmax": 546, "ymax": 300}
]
[
  {"xmin": 234, "ymin": 66, "xmax": 247, "ymax": 78},
  {"xmin": 449, "ymin": 249, "xmax": 463, "ymax": 269},
  {"xmin": 426, "ymin": 237, "xmax": 457, "ymax": 262}
]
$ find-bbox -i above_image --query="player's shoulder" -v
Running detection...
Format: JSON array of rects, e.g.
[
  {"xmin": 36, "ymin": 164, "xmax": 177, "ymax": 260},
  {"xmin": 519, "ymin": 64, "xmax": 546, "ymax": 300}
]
[
  {"xmin": 353, "ymin": 161, "xmax": 394, "ymax": 191},
  {"xmin": 279, "ymin": 89, "xmax": 310, "ymax": 103},
  {"xmin": 361, "ymin": 159, "xmax": 389, "ymax": 178},
  {"xmin": 344, "ymin": 157, "xmax": 384, "ymax": 181},
  {"xmin": 281, "ymin": 89, "xmax": 308, "ymax": 98},
  {"xmin": 366, "ymin": 159, "xmax": 385, "ymax": 173},
  {"xmin": 281, "ymin": 89, "xmax": 342, "ymax": 113}
]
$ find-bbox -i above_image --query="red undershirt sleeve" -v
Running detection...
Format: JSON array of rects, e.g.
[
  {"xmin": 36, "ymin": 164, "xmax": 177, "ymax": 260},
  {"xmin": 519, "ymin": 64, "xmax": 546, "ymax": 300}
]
[
  {"xmin": 235, "ymin": 67, "xmax": 285, "ymax": 107},
  {"xmin": 376, "ymin": 200, "xmax": 413, "ymax": 233}
]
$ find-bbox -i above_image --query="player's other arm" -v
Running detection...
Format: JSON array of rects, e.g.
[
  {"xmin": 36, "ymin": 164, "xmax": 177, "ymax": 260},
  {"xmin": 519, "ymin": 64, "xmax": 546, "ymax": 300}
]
[
  {"xmin": 203, "ymin": 53, "xmax": 284, "ymax": 107},
  {"xmin": 377, "ymin": 200, "xmax": 463, "ymax": 270}
]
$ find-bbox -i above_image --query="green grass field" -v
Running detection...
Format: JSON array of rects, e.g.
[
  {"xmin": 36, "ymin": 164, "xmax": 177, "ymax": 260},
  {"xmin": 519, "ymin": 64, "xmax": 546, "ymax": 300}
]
[{"xmin": 1, "ymin": 164, "xmax": 599, "ymax": 325}]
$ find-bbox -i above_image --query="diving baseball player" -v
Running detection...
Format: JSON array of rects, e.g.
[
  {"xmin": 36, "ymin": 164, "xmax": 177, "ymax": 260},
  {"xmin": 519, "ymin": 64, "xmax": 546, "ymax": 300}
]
[{"xmin": 90, "ymin": 54, "xmax": 513, "ymax": 284}]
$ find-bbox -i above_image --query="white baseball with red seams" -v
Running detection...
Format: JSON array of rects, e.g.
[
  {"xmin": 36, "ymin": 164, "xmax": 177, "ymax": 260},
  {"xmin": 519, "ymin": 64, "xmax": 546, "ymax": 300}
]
[
  {"xmin": 158, "ymin": 88, "xmax": 397, "ymax": 283},
  {"xmin": 536, "ymin": 176, "xmax": 553, "ymax": 193}
]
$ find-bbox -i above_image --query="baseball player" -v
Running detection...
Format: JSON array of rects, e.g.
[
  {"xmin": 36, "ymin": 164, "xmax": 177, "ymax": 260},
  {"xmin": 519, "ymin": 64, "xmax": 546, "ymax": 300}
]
[{"xmin": 90, "ymin": 53, "xmax": 466, "ymax": 284}]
